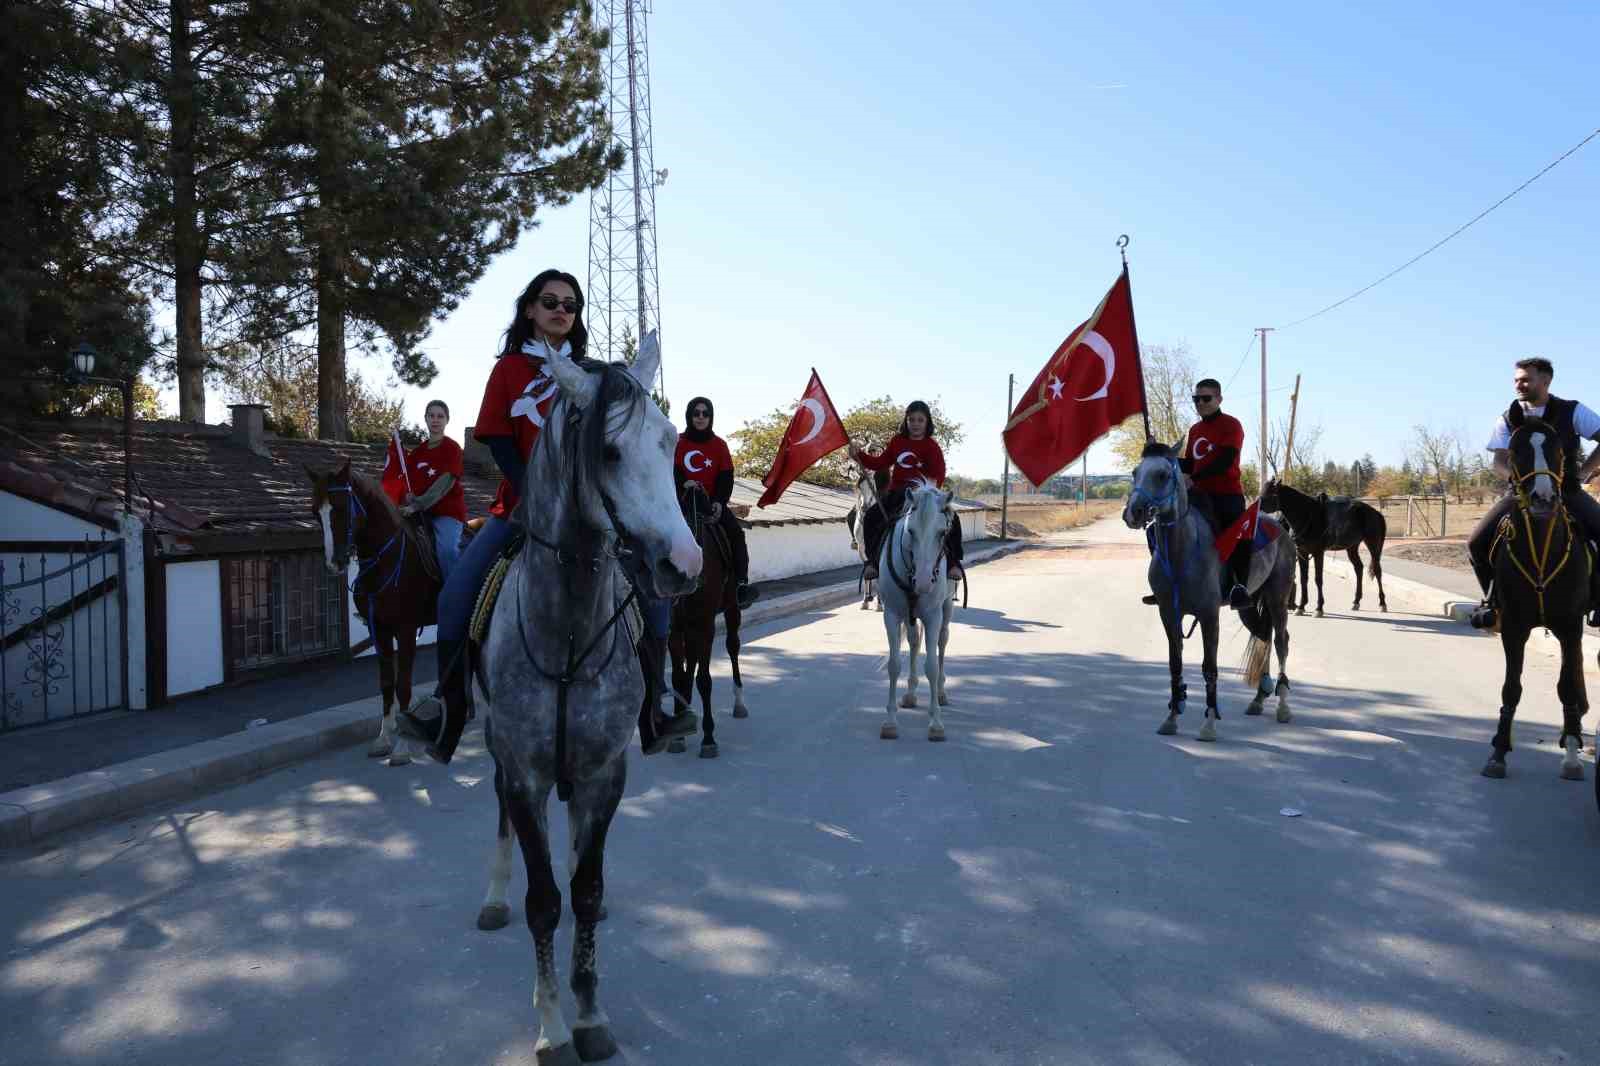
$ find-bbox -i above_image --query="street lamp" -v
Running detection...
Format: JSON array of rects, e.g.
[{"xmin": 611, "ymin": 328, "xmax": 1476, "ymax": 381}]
[{"xmin": 63, "ymin": 341, "xmax": 136, "ymax": 514}]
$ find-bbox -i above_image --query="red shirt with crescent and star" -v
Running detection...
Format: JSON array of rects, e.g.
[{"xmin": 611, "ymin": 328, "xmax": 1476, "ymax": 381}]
[
  {"xmin": 474, "ymin": 345, "xmax": 561, "ymax": 518},
  {"xmin": 1184, "ymin": 412, "xmax": 1245, "ymax": 496},
  {"xmin": 674, "ymin": 433, "xmax": 733, "ymax": 498},
  {"xmin": 406, "ymin": 436, "xmax": 467, "ymax": 522},
  {"xmin": 857, "ymin": 434, "xmax": 946, "ymax": 492}
]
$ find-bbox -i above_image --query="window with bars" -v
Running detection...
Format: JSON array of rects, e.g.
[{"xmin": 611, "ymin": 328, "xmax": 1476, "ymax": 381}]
[{"xmin": 222, "ymin": 551, "xmax": 346, "ymax": 673}]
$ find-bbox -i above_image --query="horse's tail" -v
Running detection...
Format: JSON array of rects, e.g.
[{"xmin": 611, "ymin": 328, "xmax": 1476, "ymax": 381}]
[{"xmin": 1237, "ymin": 598, "xmax": 1274, "ymax": 688}]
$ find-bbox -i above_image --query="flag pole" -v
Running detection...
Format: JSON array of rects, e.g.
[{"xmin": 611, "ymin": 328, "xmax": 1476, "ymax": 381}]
[
  {"xmin": 394, "ymin": 427, "xmax": 416, "ymax": 500},
  {"xmin": 1117, "ymin": 234, "xmax": 1152, "ymax": 442},
  {"xmin": 1000, "ymin": 372, "xmax": 1014, "ymax": 542}
]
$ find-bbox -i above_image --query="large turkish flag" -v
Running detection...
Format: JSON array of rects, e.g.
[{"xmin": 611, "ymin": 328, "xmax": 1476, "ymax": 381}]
[
  {"xmin": 1002, "ymin": 270, "xmax": 1145, "ymax": 486},
  {"xmin": 758, "ymin": 370, "xmax": 848, "ymax": 507}
]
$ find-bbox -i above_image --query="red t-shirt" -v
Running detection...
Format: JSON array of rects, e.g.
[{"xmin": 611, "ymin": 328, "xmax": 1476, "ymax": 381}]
[
  {"xmin": 675, "ymin": 434, "xmax": 733, "ymax": 497},
  {"xmin": 474, "ymin": 346, "xmax": 561, "ymax": 518},
  {"xmin": 407, "ymin": 436, "xmax": 466, "ymax": 522},
  {"xmin": 1185, "ymin": 412, "xmax": 1245, "ymax": 496},
  {"xmin": 858, "ymin": 434, "xmax": 946, "ymax": 491}
]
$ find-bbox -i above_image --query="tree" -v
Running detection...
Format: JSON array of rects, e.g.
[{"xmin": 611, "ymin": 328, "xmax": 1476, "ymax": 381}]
[
  {"xmin": 219, "ymin": 354, "xmax": 417, "ymax": 443},
  {"xmin": 731, "ymin": 396, "xmax": 964, "ymax": 490},
  {"xmin": 1411, "ymin": 424, "xmax": 1458, "ymax": 495},
  {"xmin": 1109, "ymin": 342, "xmax": 1198, "ymax": 468}
]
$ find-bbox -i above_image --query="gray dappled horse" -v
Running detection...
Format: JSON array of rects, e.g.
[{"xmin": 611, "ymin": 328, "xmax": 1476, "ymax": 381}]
[
  {"xmin": 877, "ymin": 480, "xmax": 957, "ymax": 741},
  {"xmin": 851, "ymin": 462, "xmax": 887, "ymax": 610},
  {"xmin": 472, "ymin": 342, "xmax": 701, "ymax": 1065},
  {"xmin": 1481, "ymin": 407, "xmax": 1591, "ymax": 787},
  {"xmin": 1124, "ymin": 442, "xmax": 1296, "ymax": 740}
]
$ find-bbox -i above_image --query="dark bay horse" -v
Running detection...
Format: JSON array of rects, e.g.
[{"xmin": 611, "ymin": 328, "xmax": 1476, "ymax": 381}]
[
  {"xmin": 309, "ymin": 460, "xmax": 442, "ymax": 764},
  {"xmin": 1480, "ymin": 408, "xmax": 1591, "ymax": 787},
  {"xmin": 1261, "ymin": 479, "xmax": 1388, "ymax": 615},
  {"xmin": 668, "ymin": 482, "xmax": 748, "ymax": 758}
]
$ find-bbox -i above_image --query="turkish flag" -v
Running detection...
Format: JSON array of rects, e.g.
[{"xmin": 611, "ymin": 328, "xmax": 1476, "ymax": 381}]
[
  {"xmin": 380, "ymin": 429, "xmax": 411, "ymax": 505},
  {"xmin": 1214, "ymin": 500, "xmax": 1280, "ymax": 559},
  {"xmin": 1002, "ymin": 270, "xmax": 1145, "ymax": 486},
  {"xmin": 758, "ymin": 369, "xmax": 848, "ymax": 507}
]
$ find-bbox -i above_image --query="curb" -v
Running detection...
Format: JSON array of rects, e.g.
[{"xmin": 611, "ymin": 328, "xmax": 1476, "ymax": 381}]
[{"xmin": 0, "ymin": 539, "xmax": 1038, "ymax": 849}]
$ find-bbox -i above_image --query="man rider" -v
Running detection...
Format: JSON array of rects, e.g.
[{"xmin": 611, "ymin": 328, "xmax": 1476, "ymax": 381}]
[{"xmin": 1467, "ymin": 357, "xmax": 1600, "ymax": 629}]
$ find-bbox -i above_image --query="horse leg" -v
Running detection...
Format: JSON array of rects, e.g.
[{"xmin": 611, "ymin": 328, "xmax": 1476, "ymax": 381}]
[
  {"xmin": 901, "ymin": 615, "xmax": 921, "ymax": 709},
  {"xmin": 726, "ymin": 605, "xmax": 748, "ymax": 718},
  {"xmin": 1484, "ymin": 625, "xmax": 1528, "ymax": 778},
  {"xmin": 478, "ymin": 753, "xmax": 514, "ymax": 931},
  {"xmin": 1555, "ymin": 624, "xmax": 1587, "ymax": 781},
  {"xmin": 503, "ymin": 778, "xmax": 579, "ymax": 1065},
  {"xmin": 568, "ymin": 759, "xmax": 624, "ymax": 1062},
  {"xmin": 1347, "ymin": 546, "xmax": 1364, "ymax": 611},
  {"xmin": 936, "ymin": 596, "xmax": 953, "ymax": 707},
  {"xmin": 1312, "ymin": 551, "xmax": 1326, "ymax": 617},
  {"xmin": 882, "ymin": 613, "xmax": 903, "ymax": 739},
  {"xmin": 1273, "ymin": 602, "xmax": 1293, "ymax": 723},
  {"xmin": 1198, "ymin": 610, "xmax": 1220, "ymax": 742},
  {"xmin": 924, "ymin": 612, "xmax": 946, "ymax": 741},
  {"xmin": 666, "ymin": 625, "xmax": 692, "ymax": 755},
  {"xmin": 1295, "ymin": 552, "xmax": 1310, "ymax": 615},
  {"xmin": 696, "ymin": 633, "xmax": 718, "ymax": 759},
  {"xmin": 1157, "ymin": 606, "xmax": 1183, "ymax": 736},
  {"xmin": 1369, "ymin": 536, "xmax": 1389, "ymax": 612},
  {"xmin": 370, "ymin": 627, "xmax": 400, "ymax": 760}
]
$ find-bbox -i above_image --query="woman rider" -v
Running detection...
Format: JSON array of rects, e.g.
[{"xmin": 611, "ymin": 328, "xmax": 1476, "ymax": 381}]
[
  {"xmin": 397, "ymin": 400, "xmax": 466, "ymax": 580},
  {"xmin": 675, "ymin": 396, "xmax": 759, "ymax": 609},
  {"xmin": 848, "ymin": 400, "xmax": 965, "ymax": 585},
  {"xmin": 397, "ymin": 269, "xmax": 696, "ymax": 762}
]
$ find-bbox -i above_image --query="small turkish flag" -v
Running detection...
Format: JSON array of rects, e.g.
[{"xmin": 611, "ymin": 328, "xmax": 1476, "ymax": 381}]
[
  {"xmin": 380, "ymin": 430, "xmax": 411, "ymax": 506},
  {"xmin": 1003, "ymin": 270, "xmax": 1145, "ymax": 486},
  {"xmin": 1214, "ymin": 500, "xmax": 1280, "ymax": 559},
  {"xmin": 758, "ymin": 369, "xmax": 848, "ymax": 507}
]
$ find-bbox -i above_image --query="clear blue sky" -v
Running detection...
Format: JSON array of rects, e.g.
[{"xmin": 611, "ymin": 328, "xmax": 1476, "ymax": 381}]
[{"xmin": 209, "ymin": 1, "xmax": 1600, "ymax": 479}]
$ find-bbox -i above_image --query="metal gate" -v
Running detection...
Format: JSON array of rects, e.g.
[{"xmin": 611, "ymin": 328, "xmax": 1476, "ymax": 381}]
[{"xmin": 1, "ymin": 537, "xmax": 127, "ymax": 732}]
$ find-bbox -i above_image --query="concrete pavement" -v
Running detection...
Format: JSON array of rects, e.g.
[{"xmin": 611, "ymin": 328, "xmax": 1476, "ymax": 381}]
[{"xmin": 3, "ymin": 517, "xmax": 1597, "ymax": 1065}]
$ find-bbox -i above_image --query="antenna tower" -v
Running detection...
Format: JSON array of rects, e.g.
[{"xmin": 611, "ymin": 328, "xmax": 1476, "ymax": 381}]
[{"xmin": 587, "ymin": 0, "xmax": 664, "ymax": 392}]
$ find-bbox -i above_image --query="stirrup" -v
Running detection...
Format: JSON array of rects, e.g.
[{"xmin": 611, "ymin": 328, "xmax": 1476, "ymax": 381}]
[
  {"xmin": 1141, "ymin": 594, "xmax": 1159, "ymax": 605},
  {"xmin": 1469, "ymin": 601, "xmax": 1498, "ymax": 630},
  {"xmin": 947, "ymin": 564, "xmax": 965, "ymax": 582},
  {"xmin": 396, "ymin": 695, "xmax": 445, "ymax": 747}
]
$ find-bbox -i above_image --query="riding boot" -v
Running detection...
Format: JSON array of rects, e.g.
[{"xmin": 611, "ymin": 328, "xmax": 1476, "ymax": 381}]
[
  {"xmin": 731, "ymin": 523, "xmax": 760, "ymax": 609},
  {"xmin": 396, "ymin": 637, "xmax": 471, "ymax": 764},
  {"xmin": 637, "ymin": 634, "xmax": 696, "ymax": 755},
  {"xmin": 1228, "ymin": 548, "xmax": 1252, "ymax": 610},
  {"xmin": 1589, "ymin": 544, "xmax": 1600, "ymax": 628},
  {"xmin": 1468, "ymin": 556, "xmax": 1499, "ymax": 630}
]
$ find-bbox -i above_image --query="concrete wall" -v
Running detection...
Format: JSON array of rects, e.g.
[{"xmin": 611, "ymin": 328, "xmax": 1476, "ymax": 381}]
[
  {"xmin": 747, "ymin": 510, "xmax": 991, "ymax": 583},
  {"xmin": 165, "ymin": 560, "xmax": 224, "ymax": 696},
  {"xmin": 2, "ymin": 491, "xmax": 108, "ymax": 539}
]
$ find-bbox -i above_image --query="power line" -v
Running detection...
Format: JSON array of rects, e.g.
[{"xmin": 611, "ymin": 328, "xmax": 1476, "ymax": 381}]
[
  {"xmin": 1221, "ymin": 330, "xmax": 1258, "ymax": 392},
  {"xmin": 1276, "ymin": 125, "xmax": 1600, "ymax": 330}
]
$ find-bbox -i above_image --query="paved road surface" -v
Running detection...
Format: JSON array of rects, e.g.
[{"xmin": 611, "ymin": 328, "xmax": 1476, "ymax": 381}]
[{"xmin": 4, "ymin": 519, "xmax": 1598, "ymax": 1066}]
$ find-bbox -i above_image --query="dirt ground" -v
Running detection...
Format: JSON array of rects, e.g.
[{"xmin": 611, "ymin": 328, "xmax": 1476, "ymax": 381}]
[
  {"xmin": 986, "ymin": 499, "xmax": 1120, "ymax": 537},
  {"xmin": 1382, "ymin": 536, "xmax": 1472, "ymax": 572}
]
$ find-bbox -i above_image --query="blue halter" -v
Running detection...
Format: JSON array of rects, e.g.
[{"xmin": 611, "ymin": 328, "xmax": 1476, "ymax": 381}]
[
  {"xmin": 326, "ymin": 483, "xmax": 406, "ymax": 626},
  {"xmin": 1132, "ymin": 458, "xmax": 1188, "ymax": 621}
]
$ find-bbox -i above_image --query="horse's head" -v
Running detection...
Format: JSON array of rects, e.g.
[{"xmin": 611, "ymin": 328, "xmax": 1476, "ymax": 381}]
[
  {"xmin": 1506, "ymin": 407, "xmax": 1564, "ymax": 514},
  {"xmin": 307, "ymin": 459, "xmax": 358, "ymax": 575},
  {"xmin": 1260, "ymin": 477, "xmax": 1282, "ymax": 513},
  {"xmin": 536, "ymin": 334, "xmax": 702, "ymax": 597},
  {"xmin": 1124, "ymin": 440, "xmax": 1186, "ymax": 528},
  {"xmin": 901, "ymin": 479, "xmax": 955, "ymax": 597}
]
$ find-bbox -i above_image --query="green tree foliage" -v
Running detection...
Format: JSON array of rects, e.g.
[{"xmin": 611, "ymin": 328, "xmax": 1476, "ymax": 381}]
[
  {"xmin": 219, "ymin": 355, "xmax": 417, "ymax": 443},
  {"xmin": 1109, "ymin": 342, "xmax": 1198, "ymax": 469},
  {"xmin": 731, "ymin": 396, "xmax": 964, "ymax": 491}
]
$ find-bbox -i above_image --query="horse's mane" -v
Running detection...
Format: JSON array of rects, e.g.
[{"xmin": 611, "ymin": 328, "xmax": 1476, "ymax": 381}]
[
  {"xmin": 348, "ymin": 471, "xmax": 433, "ymax": 557},
  {"xmin": 1140, "ymin": 441, "xmax": 1173, "ymax": 459},
  {"xmin": 520, "ymin": 358, "xmax": 649, "ymax": 533}
]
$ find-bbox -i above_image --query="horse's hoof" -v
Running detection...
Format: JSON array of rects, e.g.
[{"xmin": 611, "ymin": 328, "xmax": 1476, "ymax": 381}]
[
  {"xmin": 387, "ymin": 752, "xmax": 412, "ymax": 767},
  {"xmin": 1198, "ymin": 718, "xmax": 1218, "ymax": 742},
  {"xmin": 367, "ymin": 741, "xmax": 393, "ymax": 758},
  {"xmin": 1315, "ymin": 609, "xmax": 1325, "ymax": 618},
  {"xmin": 699, "ymin": 742, "xmax": 719, "ymax": 759},
  {"xmin": 1157, "ymin": 718, "xmax": 1178, "ymax": 736},
  {"xmin": 477, "ymin": 903, "xmax": 511, "ymax": 931},
  {"xmin": 1295, "ymin": 607, "xmax": 1305, "ymax": 616},
  {"xmin": 1561, "ymin": 763, "xmax": 1585, "ymax": 781},
  {"xmin": 573, "ymin": 1024, "xmax": 619, "ymax": 1062},
  {"xmin": 928, "ymin": 726, "xmax": 946, "ymax": 742},
  {"xmin": 1276, "ymin": 706, "xmax": 1293, "ymax": 724},
  {"xmin": 1245, "ymin": 702, "xmax": 1264, "ymax": 716},
  {"xmin": 536, "ymin": 1042, "xmax": 584, "ymax": 1066},
  {"xmin": 732, "ymin": 705, "xmax": 749, "ymax": 719},
  {"xmin": 881, "ymin": 723, "xmax": 899, "ymax": 740},
  {"xmin": 899, "ymin": 693, "xmax": 918, "ymax": 709},
  {"xmin": 1482, "ymin": 761, "xmax": 1507, "ymax": 779},
  {"xmin": 667, "ymin": 738, "xmax": 687, "ymax": 754}
]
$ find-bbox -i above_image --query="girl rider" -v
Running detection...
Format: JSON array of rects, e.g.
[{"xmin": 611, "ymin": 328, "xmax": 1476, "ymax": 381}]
[{"xmin": 848, "ymin": 400, "xmax": 965, "ymax": 585}]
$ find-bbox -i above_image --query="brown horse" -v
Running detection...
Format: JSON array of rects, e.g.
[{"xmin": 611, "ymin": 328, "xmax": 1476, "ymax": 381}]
[
  {"xmin": 1262, "ymin": 479, "xmax": 1388, "ymax": 615},
  {"xmin": 668, "ymin": 481, "xmax": 748, "ymax": 758},
  {"xmin": 307, "ymin": 460, "xmax": 442, "ymax": 765}
]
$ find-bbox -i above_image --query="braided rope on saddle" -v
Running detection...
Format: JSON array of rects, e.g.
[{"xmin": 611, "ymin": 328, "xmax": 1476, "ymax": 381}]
[{"xmin": 470, "ymin": 547, "xmax": 515, "ymax": 645}]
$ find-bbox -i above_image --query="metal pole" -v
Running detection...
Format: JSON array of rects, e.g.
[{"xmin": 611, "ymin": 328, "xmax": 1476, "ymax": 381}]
[
  {"xmin": 1081, "ymin": 452, "xmax": 1087, "ymax": 512},
  {"xmin": 1000, "ymin": 373, "xmax": 1014, "ymax": 541},
  {"xmin": 1257, "ymin": 328, "xmax": 1273, "ymax": 493},
  {"xmin": 1282, "ymin": 373, "xmax": 1301, "ymax": 484},
  {"xmin": 623, "ymin": 3, "xmax": 649, "ymax": 344},
  {"xmin": 122, "ymin": 377, "xmax": 134, "ymax": 513}
]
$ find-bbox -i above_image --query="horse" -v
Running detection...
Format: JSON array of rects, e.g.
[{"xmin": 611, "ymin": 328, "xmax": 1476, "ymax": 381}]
[
  {"xmin": 849, "ymin": 463, "xmax": 889, "ymax": 610},
  {"xmin": 307, "ymin": 460, "xmax": 441, "ymax": 765},
  {"xmin": 1124, "ymin": 442, "xmax": 1297, "ymax": 740},
  {"xmin": 667, "ymin": 480, "xmax": 748, "ymax": 759},
  {"xmin": 1480, "ymin": 407, "xmax": 1591, "ymax": 786},
  {"xmin": 470, "ymin": 343, "xmax": 701, "ymax": 1065},
  {"xmin": 876, "ymin": 480, "xmax": 957, "ymax": 742},
  {"xmin": 1261, "ymin": 479, "xmax": 1388, "ymax": 615}
]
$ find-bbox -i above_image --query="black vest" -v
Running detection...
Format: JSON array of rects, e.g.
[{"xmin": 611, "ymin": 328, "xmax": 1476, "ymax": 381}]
[{"xmin": 1518, "ymin": 395, "xmax": 1583, "ymax": 491}]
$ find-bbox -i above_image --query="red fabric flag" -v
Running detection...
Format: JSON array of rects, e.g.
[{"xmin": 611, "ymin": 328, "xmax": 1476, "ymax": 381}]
[
  {"xmin": 380, "ymin": 430, "xmax": 411, "ymax": 505},
  {"xmin": 1214, "ymin": 500, "xmax": 1281, "ymax": 559},
  {"xmin": 758, "ymin": 369, "xmax": 848, "ymax": 507},
  {"xmin": 1002, "ymin": 270, "xmax": 1145, "ymax": 486}
]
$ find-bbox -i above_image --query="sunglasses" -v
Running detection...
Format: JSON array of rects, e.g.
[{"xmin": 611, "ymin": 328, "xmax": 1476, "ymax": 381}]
[
  {"xmin": 690, "ymin": 409, "xmax": 710, "ymax": 418},
  {"xmin": 536, "ymin": 294, "xmax": 582, "ymax": 313},
  {"xmin": 1192, "ymin": 394, "xmax": 1218, "ymax": 404}
]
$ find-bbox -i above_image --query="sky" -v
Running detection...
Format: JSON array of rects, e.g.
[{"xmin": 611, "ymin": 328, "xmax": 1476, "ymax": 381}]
[{"xmin": 174, "ymin": 1, "xmax": 1598, "ymax": 480}]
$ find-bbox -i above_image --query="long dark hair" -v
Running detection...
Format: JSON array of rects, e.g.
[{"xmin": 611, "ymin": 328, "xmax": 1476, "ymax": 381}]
[
  {"xmin": 499, "ymin": 269, "xmax": 588, "ymax": 359},
  {"xmin": 898, "ymin": 400, "xmax": 937, "ymax": 439}
]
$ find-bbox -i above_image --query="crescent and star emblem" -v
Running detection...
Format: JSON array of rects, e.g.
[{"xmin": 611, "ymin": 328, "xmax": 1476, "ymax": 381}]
[
  {"xmin": 1192, "ymin": 437, "xmax": 1215, "ymax": 460},
  {"xmin": 511, "ymin": 371, "xmax": 560, "ymax": 427},
  {"xmin": 683, "ymin": 450, "xmax": 711, "ymax": 473},
  {"xmin": 895, "ymin": 451, "xmax": 920, "ymax": 469},
  {"xmin": 793, "ymin": 398, "xmax": 827, "ymax": 445},
  {"xmin": 1074, "ymin": 330, "xmax": 1116, "ymax": 402},
  {"xmin": 1047, "ymin": 376, "xmax": 1064, "ymax": 401}
]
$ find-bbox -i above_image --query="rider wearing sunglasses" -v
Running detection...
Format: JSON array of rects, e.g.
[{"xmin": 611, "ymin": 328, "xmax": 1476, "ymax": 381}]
[
  {"xmin": 675, "ymin": 397, "xmax": 760, "ymax": 610},
  {"xmin": 848, "ymin": 400, "xmax": 965, "ymax": 586}
]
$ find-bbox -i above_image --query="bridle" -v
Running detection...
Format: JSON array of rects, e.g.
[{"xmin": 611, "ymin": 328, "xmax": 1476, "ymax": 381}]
[
  {"xmin": 1130, "ymin": 457, "xmax": 1191, "ymax": 623},
  {"xmin": 325, "ymin": 481, "xmax": 408, "ymax": 625},
  {"xmin": 884, "ymin": 492, "xmax": 952, "ymax": 615},
  {"xmin": 1495, "ymin": 428, "xmax": 1575, "ymax": 626}
]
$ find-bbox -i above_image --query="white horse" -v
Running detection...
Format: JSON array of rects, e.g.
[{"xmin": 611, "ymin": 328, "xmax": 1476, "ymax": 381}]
[
  {"xmin": 877, "ymin": 480, "xmax": 957, "ymax": 741},
  {"xmin": 850, "ymin": 463, "xmax": 885, "ymax": 611}
]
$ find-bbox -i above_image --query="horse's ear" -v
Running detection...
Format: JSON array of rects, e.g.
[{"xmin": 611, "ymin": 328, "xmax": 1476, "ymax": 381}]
[
  {"xmin": 627, "ymin": 329, "xmax": 661, "ymax": 393},
  {"xmin": 1506, "ymin": 401, "xmax": 1525, "ymax": 429},
  {"xmin": 544, "ymin": 344, "xmax": 600, "ymax": 409},
  {"xmin": 941, "ymin": 489, "xmax": 954, "ymax": 508}
]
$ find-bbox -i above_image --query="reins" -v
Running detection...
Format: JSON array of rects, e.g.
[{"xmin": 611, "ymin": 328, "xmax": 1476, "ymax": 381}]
[
  {"xmin": 328, "ymin": 483, "xmax": 409, "ymax": 628},
  {"xmin": 1495, "ymin": 440, "xmax": 1576, "ymax": 628}
]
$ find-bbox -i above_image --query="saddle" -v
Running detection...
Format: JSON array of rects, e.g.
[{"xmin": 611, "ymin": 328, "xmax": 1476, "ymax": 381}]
[
  {"xmin": 407, "ymin": 514, "xmax": 445, "ymax": 585},
  {"xmin": 469, "ymin": 529, "xmax": 644, "ymax": 649}
]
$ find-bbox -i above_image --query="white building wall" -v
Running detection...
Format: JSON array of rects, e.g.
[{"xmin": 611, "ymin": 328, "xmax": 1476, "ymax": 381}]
[
  {"xmin": 747, "ymin": 510, "xmax": 992, "ymax": 583},
  {"xmin": 166, "ymin": 560, "xmax": 224, "ymax": 696},
  {"xmin": 1, "ymin": 491, "xmax": 108, "ymax": 539}
]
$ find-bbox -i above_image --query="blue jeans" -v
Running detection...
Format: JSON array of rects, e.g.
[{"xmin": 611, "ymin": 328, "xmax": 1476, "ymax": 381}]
[
  {"xmin": 642, "ymin": 593, "xmax": 670, "ymax": 640},
  {"xmin": 430, "ymin": 515, "xmax": 463, "ymax": 582},
  {"xmin": 439, "ymin": 515, "xmax": 516, "ymax": 643}
]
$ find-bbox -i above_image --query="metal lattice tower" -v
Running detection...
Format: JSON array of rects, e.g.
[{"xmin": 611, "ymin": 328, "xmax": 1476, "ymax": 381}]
[{"xmin": 587, "ymin": 0, "xmax": 663, "ymax": 391}]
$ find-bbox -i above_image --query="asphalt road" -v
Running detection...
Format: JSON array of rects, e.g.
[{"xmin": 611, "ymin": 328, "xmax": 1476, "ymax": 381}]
[{"xmin": 3, "ymin": 518, "xmax": 1598, "ymax": 1066}]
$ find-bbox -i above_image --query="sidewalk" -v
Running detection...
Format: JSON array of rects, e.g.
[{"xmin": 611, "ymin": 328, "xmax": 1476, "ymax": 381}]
[{"xmin": 0, "ymin": 538, "xmax": 1026, "ymax": 847}]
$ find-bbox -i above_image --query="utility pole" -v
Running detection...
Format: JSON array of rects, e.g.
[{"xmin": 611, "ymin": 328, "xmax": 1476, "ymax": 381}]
[
  {"xmin": 1282, "ymin": 373, "xmax": 1301, "ymax": 483},
  {"xmin": 1255, "ymin": 327, "xmax": 1274, "ymax": 493},
  {"xmin": 1000, "ymin": 373, "xmax": 1014, "ymax": 541},
  {"xmin": 1081, "ymin": 452, "xmax": 1088, "ymax": 512}
]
